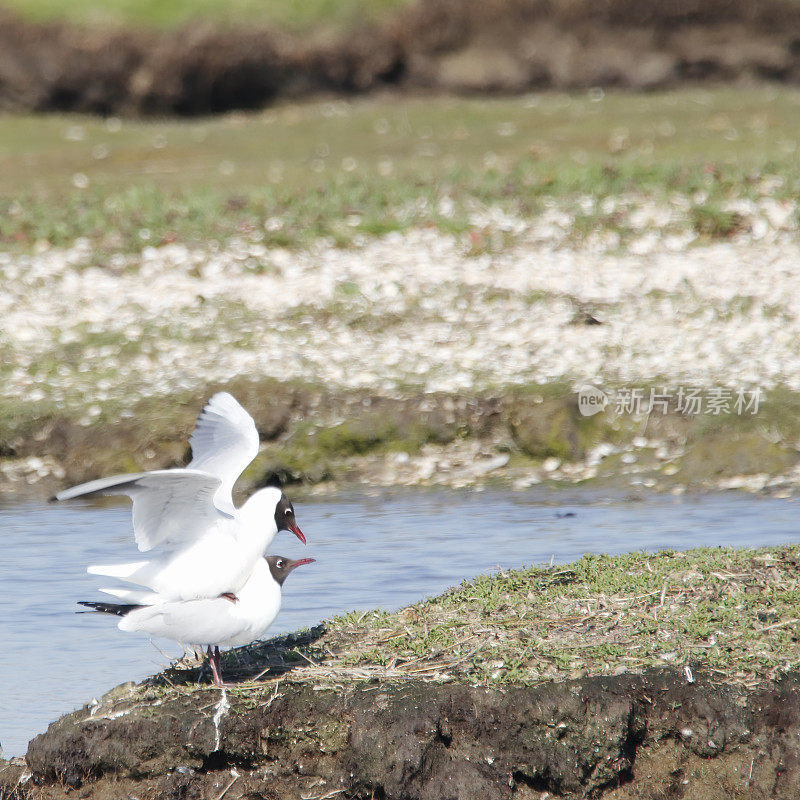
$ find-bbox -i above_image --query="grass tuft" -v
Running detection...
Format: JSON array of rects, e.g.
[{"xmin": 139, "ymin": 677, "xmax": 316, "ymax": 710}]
[{"xmin": 304, "ymin": 545, "xmax": 800, "ymax": 688}]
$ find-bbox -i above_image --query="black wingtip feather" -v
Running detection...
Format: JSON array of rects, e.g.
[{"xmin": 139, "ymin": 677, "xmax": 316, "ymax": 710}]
[{"xmin": 78, "ymin": 600, "xmax": 141, "ymax": 617}]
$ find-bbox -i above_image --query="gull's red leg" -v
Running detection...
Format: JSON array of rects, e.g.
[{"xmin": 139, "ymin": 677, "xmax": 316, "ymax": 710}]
[
  {"xmin": 207, "ymin": 645, "xmax": 223, "ymax": 686},
  {"xmin": 214, "ymin": 646, "xmax": 224, "ymax": 685}
]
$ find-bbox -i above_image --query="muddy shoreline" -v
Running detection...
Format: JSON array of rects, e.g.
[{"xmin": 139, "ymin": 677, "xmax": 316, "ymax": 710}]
[
  {"xmin": 5, "ymin": 667, "xmax": 799, "ymax": 799},
  {"xmin": 3, "ymin": 0, "xmax": 800, "ymax": 115},
  {"xmin": 6, "ymin": 545, "xmax": 800, "ymax": 798},
  {"xmin": 3, "ymin": 381, "xmax": 800, "ymax": 500}
]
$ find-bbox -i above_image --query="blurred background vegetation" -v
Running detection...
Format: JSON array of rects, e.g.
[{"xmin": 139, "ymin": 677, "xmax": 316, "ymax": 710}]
[
  {"xmin": 0, "ymin": 89, "xmax": 797, "ymax": 251},
  {"xmin": 1, "ymin": 0, "xmax": 799, "ymax": 250},
  {"xmin": 2, "ymin": 0, "xmax": 799, "ymax": 490},
  {"xmin": 0, "ymin": 0, "xmax": 410, "ymax": 29}
]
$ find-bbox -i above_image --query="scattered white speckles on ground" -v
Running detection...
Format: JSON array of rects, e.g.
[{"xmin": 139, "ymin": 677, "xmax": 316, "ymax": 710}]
[
  {"xmin": 212, "ymin": 687, "xmax": 230, "ymax": 752},
  {"xmin": 1, "ymin": 207, "xmax": 799, "ymax": 412}
]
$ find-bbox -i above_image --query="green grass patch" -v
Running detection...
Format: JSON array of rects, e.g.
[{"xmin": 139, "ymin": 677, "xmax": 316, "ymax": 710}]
[
  {"xmin": 313, "ymin": 545, "xmax": 800, "ymax": 687},
  {"xmin": 0, "ymin": 0, "xmax": 412, "ymax": 31},
  {"xmin": 1, "ymin": 89, "xmax": 800, "ymax": 254}
]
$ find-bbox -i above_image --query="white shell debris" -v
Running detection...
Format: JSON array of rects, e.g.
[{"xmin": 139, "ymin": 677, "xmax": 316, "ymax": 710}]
[{"xmin": 1, "ymin": 211, "xmax": 798, "ymax": 411}]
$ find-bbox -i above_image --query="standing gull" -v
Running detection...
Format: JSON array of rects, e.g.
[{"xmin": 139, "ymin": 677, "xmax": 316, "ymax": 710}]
[
  {"xmin": 55, "ymin": 392, "xmax": 306, "ymax": 601},
  {"xmin": 80, "ymin": 555, "xmax": 315, "ymax": 685}
]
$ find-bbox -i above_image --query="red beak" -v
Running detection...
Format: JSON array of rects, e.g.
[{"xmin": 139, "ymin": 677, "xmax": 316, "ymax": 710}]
[
  {"xmin": 289, "ymin": 522, "xmax": 306, "ymax": 544},
  {"xmin": 291, "ymin": 557, "xmax": 316, "ymax": 567}
]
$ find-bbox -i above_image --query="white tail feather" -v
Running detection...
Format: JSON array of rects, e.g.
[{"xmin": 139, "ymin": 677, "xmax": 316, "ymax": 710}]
[
  {"xmin": 87, "ymin": 561, "xmax": 149, "ymax": 579},
  {"xmin": 99, "ymin": 586, "xmax": 162, "ymax": 605}
]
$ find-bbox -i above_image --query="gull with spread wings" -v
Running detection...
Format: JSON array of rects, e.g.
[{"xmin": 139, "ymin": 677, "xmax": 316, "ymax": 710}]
[{"xmin": 55, "ymin": 392, "xmax": 306, "ymax": 602}]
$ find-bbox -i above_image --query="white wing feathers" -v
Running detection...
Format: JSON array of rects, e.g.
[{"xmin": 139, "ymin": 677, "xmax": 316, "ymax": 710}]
[
  {"xmin": 56, "ymin": 469, "xmax": 228, "ymax": 552},
  {"xmin": 128, "ymin": 471, "xmax": 228, "ymax": 552},
  {"xmin": 119, "ymin": 600, "xmax": 251, "ymax": 646},
  {"xmin": 58, "ymin": 393, "xmax": 263, "ymax": 599},
  {"xmin": 188, "ymin": 392, "xmax": 260, "ymax": 511},
  {"xmin": 55, "ymin": 471, "xmax": 155, "ymax": 502}
]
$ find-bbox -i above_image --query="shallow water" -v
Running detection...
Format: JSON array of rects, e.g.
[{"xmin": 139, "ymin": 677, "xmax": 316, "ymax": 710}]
[{"xmin": 2, "ymin": 488, "xmax": 798, "ymax": 758}]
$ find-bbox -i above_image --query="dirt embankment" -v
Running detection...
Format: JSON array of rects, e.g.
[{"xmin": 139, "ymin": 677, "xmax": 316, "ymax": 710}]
[
  {"xmin": 2, "ymin": 0, "xmax": 800, "ymax": 115},
  {"xmin": 6, "ymin": 381, "xmax": 800, "ymax": 498},
  {"xmin": 3, "ymin": 666, "xmax": 799, "ymax": 799}
]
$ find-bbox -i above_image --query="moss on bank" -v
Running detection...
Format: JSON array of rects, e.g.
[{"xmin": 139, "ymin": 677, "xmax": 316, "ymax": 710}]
[{"xmin": 3, "ymin": 378, "xmax": 799, "ymax": 495}]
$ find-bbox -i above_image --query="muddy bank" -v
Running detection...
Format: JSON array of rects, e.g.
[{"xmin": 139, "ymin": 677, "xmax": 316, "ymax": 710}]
[
  {"xmin": 3, "ymin": 380, "xmax": 800, "ymax": 499},
  {"xmin": 3, "ymin": 0, "xmax": 800, "ymax": 115},
  {"xmin": 8, "ymin": 544, "xmax": 800, "ymax": 797},
  {"xmin": 4, "ymin": 667, "xmax": 798, "ymax": 799}
]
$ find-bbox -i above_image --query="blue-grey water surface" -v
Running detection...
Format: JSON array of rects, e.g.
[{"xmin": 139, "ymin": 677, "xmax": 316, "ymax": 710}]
[{"xmin": 2, "ymin": 488, "xmax": 798, "ymax": 758}]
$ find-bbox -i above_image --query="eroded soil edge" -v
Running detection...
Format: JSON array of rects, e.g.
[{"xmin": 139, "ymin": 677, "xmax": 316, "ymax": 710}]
[
  {"xmin": 4, "ymin": 669, "xmax": 799, "ymax": 799},
  {"xmin": 4, "ymin": 0, "xmax": 800, "ymax": 114}
]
